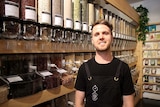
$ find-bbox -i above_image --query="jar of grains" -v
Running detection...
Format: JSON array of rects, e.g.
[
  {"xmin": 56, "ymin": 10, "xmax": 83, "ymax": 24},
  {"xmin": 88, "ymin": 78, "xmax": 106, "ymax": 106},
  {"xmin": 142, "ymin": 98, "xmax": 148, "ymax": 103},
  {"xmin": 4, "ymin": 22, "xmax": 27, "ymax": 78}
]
[
  {"xmin": 0, "ymin": 0, "xmax": 21, "ymax": 39},
  {"xmin": 20, "ymin": 0, "xmax": 38, "ymax": 40}
]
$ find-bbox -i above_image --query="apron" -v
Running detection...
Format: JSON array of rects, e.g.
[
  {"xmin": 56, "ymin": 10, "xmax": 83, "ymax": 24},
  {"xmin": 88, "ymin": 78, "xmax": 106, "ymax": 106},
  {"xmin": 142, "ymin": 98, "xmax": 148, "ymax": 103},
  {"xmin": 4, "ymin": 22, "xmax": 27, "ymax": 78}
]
[{"xmin": 84, "ymin": 61, "xmax": 123, "ymax": 107}]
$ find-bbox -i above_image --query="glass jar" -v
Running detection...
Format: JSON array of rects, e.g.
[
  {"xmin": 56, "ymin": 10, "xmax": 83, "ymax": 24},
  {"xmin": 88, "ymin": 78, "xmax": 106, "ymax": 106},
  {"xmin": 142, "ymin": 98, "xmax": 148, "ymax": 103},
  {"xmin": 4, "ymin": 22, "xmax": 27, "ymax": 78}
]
[
  {"xmin": 0, "ymin": 0, "xmax": 20, "ymax": 39},
  {"xmin": 52, "ymin": 26, "xmax": 64, "ymax": 43},
  {"xmin": 39, "ymin": 24, "xmax": 52, "ymax": 41},
  {"xmin": 0, "ymin": 17, "xmax": 21, "ymax": 39},
  {"xmin": 20, "ymin": 0, "xmax": 38, "ymax": 40},
  {"xmin": 22, "ymin": 21, "xmax": 38, "ymax": 40}
]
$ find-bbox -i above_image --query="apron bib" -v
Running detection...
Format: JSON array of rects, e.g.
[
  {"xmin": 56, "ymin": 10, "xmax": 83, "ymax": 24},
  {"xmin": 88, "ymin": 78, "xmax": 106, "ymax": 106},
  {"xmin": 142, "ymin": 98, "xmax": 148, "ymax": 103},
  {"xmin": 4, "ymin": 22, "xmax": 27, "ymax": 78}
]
[{"xmin": 84, "ymin": 61, "xmax": 123, "ymax": 107}]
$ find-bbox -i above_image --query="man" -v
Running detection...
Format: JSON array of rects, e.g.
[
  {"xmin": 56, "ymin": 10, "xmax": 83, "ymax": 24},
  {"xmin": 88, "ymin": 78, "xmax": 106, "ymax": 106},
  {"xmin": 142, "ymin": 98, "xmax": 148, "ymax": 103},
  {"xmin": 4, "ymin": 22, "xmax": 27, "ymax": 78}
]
[{"xmin": 74, "ymin": 19, "xmax": 135, "ymax": 107}]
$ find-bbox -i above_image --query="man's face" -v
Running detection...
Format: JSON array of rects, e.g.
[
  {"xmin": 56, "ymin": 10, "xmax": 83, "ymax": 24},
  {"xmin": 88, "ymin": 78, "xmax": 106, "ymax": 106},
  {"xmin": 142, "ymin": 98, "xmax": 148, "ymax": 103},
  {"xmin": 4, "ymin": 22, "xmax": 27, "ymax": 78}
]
[{"xmin": 91, "ymin": 24, "xmax": 113, "ymax": 52}]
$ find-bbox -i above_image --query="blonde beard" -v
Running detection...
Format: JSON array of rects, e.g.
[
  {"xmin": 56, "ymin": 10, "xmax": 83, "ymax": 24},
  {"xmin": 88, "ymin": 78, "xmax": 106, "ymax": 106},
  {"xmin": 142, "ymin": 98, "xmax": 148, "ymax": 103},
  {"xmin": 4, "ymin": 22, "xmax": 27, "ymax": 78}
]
[{"xmin": 95, "ymin": 45, "xmax": 111, "ymax": 52}]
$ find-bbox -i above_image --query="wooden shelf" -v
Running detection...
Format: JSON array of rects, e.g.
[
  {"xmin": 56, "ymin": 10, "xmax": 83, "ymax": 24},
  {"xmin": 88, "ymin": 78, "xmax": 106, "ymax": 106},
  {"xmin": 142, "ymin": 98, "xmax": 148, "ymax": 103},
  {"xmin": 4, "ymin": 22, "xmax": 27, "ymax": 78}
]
[
  {"xmin": 143, "ymin": 66, "xmax": 160, "ymax": 68},
  {"xmin": 143, "ymin": 74, "xmax": 160, "ymax": 77},
  {"xmin": 148, "ymin": 22, "xmax": 160, "ymax": 26},
  {"xmin": 148, "ymin": 30, "xmax": 160, "ymax": 33},
  {"xmin": 143, "ymin": 57, "xmax": 160, "ymax": 59},
  {"xmin": 112, "ymin": 48, "xmax": 137, "ymax": 51},
  {"xmin": 142, "ymin": 90, "xmax": 160, "ymax": 94},
  {"xmin": 0, "ymin": 40, "xmax": 136, "ymax": 54},
  {"xmin": 145, "ymin": 40, "xmax": 160, "ymax": 42},
  {"xmin": 0, "ymin": 85, "xmax": 75, "ymax": 107},
  {"xmin": 143, "ymin": 82, "xmax": 160, "ymax": 85},
  {"xmin": 143, "ymin": 49, "xmax": 160, "ymax": 51},
  {"xmin": 0, "ymin": 40, "xmax": 94, "ymax": 54}
]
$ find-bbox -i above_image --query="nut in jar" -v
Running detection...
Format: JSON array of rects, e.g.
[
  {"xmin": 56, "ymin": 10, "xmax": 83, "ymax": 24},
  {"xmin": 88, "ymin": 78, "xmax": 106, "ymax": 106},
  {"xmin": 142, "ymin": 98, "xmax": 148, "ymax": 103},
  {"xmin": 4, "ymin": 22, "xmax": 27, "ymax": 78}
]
[
  {"xmin": 22, "ymin": 21, "xmax": 38, "ymax": 40},
  {"xmin": 1, "ymin": 17, "xmax": 21, "ymax": 39},
  {"xmin": 39, "ymin": 25, "xmax": 52, "ymax": 41}
]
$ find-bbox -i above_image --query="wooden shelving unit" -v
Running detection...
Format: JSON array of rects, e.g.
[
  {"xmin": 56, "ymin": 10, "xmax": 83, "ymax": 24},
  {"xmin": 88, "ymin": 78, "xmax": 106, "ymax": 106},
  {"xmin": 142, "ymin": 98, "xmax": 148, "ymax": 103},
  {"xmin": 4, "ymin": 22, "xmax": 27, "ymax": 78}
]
[
  {"xmin": 0, "ymin": 85, "xmax": 75, "ymax": 107},
  {"xmin": 142, "ymin": 23, "xmax": 160, "ymax": 99}
]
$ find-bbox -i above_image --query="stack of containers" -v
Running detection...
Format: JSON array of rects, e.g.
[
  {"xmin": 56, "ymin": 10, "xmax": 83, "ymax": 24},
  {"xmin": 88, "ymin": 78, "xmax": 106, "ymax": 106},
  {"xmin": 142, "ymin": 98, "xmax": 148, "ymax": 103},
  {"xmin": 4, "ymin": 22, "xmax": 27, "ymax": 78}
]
[
  {"xmin": 63, "ymin": 0, "xmax": 73, "ymax": 44},
  {"xmin": 52, "ymin": 0, "xmax": 63, "ymax": 43},
  {"xmin": 20, "ymin": 0, "xmax": 38, "ymax": 40},
  {"xmin": 37, "ymin": 0, "xmax": 52, "ymax": 41}
]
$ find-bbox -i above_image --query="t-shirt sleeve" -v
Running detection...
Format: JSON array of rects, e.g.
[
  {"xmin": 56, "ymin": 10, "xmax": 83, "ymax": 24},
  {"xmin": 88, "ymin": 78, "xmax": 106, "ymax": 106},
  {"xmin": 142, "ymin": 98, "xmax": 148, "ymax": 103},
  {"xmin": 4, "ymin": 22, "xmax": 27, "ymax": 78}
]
[
  {"xmin": 74, "ymin": 63, "xmax": 86, "ymax": 91},
  {"xmin": 121, "ymin": 63, "xmax": 135, "ymax": 95}
]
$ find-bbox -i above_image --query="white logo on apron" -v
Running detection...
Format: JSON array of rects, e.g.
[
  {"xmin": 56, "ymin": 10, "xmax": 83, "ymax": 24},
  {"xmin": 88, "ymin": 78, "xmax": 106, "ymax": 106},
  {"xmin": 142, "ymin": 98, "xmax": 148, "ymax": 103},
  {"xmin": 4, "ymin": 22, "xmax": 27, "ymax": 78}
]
[{"xmin": 92, "ymin": 85, "xmax": 98, "ymax": 101}]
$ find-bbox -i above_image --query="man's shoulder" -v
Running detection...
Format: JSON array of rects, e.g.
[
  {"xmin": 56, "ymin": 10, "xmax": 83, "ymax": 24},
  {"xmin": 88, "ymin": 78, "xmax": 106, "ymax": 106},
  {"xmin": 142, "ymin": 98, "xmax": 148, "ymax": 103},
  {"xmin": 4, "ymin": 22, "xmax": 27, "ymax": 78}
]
[
  {"xmin": 85, "ymin": 57, "xmax": 94, "ymax": 64},
  {"xmin": 114, "ymin": 57, "xmax": 128, "ymax": 66}
]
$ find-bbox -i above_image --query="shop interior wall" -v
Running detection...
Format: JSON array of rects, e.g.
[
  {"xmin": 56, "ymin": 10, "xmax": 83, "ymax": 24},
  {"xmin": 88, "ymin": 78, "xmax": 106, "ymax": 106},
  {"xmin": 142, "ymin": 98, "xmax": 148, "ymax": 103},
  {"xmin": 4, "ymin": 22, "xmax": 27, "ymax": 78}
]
[
  {"xmin": 130, "ymin": 0, "xmax": 160, "ymax": 100},
  {"xmin": 130, "ymin": 0, "xmax": 160, "ymax": 24}
]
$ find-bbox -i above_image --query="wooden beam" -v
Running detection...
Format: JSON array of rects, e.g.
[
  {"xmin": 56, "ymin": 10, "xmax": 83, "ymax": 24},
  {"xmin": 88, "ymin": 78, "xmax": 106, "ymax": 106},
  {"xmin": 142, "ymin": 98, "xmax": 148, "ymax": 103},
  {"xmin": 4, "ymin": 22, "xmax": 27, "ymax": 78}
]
[{"xmin": 105, "ymin": 0, "xmax": 139, "ymax": 25}]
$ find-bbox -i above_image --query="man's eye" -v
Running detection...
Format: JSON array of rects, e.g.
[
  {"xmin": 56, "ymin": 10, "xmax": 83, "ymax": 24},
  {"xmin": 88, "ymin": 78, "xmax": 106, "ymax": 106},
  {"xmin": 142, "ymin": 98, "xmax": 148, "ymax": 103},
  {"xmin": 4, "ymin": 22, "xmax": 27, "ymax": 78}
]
[
  {"xmin": 103, "ymin": 32, "xmax": 109, "ymax": 35},
  {"xmin": 94, "ymin": 33, "xmax": 99, "ymax": 37}
]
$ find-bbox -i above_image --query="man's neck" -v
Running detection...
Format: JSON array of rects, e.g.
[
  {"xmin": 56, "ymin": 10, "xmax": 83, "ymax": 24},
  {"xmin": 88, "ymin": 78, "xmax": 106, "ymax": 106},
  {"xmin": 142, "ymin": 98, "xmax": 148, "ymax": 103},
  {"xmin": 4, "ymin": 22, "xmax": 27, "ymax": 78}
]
[{"xmin": 95, "ymin": 50, "xmax": 113, "ymax": 64}]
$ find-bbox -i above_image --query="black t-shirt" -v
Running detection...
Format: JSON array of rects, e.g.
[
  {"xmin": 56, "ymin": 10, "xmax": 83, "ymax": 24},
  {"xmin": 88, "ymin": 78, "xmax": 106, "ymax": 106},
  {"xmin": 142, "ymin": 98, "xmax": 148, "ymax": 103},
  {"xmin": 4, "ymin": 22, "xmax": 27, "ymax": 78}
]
[{"xmin": 75, "ymin": 57, "xmax": 135, "ymax": 96}]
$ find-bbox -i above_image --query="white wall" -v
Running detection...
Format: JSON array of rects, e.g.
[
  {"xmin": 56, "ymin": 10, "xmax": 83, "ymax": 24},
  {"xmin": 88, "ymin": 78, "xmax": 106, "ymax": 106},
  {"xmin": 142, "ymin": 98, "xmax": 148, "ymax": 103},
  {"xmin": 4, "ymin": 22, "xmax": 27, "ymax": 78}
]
[{"xmin": 130, "ymin": 0, "xmax": 160, "ymax": 24}]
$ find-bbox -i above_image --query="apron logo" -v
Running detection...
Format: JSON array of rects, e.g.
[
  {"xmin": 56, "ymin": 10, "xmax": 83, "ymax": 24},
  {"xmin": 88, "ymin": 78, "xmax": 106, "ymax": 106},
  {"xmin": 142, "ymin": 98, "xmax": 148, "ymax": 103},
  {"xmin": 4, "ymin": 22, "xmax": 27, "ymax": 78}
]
[
  {"xmin": 114, "ymin": 77, "xmax": 119, "ymax": 81},
  {"xmin": 92, "ymin": 85, "xmax": 98, "ymax": 101}
]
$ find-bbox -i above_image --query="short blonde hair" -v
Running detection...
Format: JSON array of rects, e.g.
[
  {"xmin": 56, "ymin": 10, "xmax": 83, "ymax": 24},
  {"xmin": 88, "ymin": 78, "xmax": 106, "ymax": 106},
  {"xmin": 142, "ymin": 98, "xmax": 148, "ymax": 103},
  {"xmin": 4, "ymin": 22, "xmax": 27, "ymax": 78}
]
[{"xmin": 91, "ymin": 19, "xmax": 113, "ymax": 35}]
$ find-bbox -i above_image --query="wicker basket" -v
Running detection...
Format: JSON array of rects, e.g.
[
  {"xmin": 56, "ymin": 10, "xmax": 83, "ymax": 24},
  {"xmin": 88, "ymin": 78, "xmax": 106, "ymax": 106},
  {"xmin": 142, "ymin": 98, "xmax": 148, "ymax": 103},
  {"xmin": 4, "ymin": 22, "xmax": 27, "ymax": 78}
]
[
  {"xmin": 4, "ymin": 72, "xmax": 43, "ymax": 99},
  {"xmin": 0, "ymin": 77, "xmax": 9, "ymax": 104}
]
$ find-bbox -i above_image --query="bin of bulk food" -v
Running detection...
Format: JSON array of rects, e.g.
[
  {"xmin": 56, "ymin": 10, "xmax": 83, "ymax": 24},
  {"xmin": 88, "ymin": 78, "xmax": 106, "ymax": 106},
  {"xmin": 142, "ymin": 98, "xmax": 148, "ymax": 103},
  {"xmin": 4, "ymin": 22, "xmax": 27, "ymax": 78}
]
[
  {"xmin": 38, "ymin": 70, "xmax": 61, "ymax": 89},
  {"xmin": 3, "ymin": 72, "xmax": 43, "ymax": 99},
  {"xmin": 0, "ymin": 77, "xmax": 9, "ymax": 104}
]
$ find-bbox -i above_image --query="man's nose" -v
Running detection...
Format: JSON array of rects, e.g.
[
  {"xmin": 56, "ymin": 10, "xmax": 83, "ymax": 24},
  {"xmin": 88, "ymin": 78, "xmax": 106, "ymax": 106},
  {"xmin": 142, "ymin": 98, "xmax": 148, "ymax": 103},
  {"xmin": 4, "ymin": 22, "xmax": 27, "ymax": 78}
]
[{"xmin": 99, "ymin": 33, "xmax": 104, "ymax": 39}]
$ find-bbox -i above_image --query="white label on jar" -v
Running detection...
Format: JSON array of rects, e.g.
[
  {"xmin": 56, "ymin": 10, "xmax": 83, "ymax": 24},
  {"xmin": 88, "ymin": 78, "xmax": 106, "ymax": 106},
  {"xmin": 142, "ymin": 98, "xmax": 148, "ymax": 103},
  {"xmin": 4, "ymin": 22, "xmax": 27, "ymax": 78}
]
[
  {"xmin": 74, "ymin": 21, "xmax": 81, "ymax": 30},
  {"xmin": 41, "ymin": 12, "xmax": 51, "ymax": 24},
  {"xmin": 82, "ymin": 22, "xmax": 88, "ymax": 32},
  {"xmin": 54, "ymin": 15, "xmax": 63, "ymax": 26},
  {"xmin": 25, "ymin": 6, "xmax": 37, "ymax": 21},
  {"xmin": 5, "ymin": 1, "xmax": 19, "ymax": 18},
  {"xmin": 65, "ymin": 18, "xmax": 73, "ymax": 29}
]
